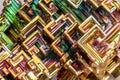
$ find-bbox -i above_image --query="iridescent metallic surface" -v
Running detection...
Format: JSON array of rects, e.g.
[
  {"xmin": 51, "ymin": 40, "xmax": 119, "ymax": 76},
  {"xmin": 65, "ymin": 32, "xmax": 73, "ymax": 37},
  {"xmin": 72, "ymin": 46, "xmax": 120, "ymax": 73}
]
[{"xmin": 0, "ymin": 0, "xmax": 120, "ymax": 80}]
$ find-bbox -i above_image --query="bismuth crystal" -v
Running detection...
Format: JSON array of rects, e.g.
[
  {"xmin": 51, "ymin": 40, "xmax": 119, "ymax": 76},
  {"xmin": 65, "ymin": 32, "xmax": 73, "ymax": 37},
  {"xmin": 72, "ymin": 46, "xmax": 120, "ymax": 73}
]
[{"xmin": 0, "ymin": 0, "xmax": 120, "ymax": 80}]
